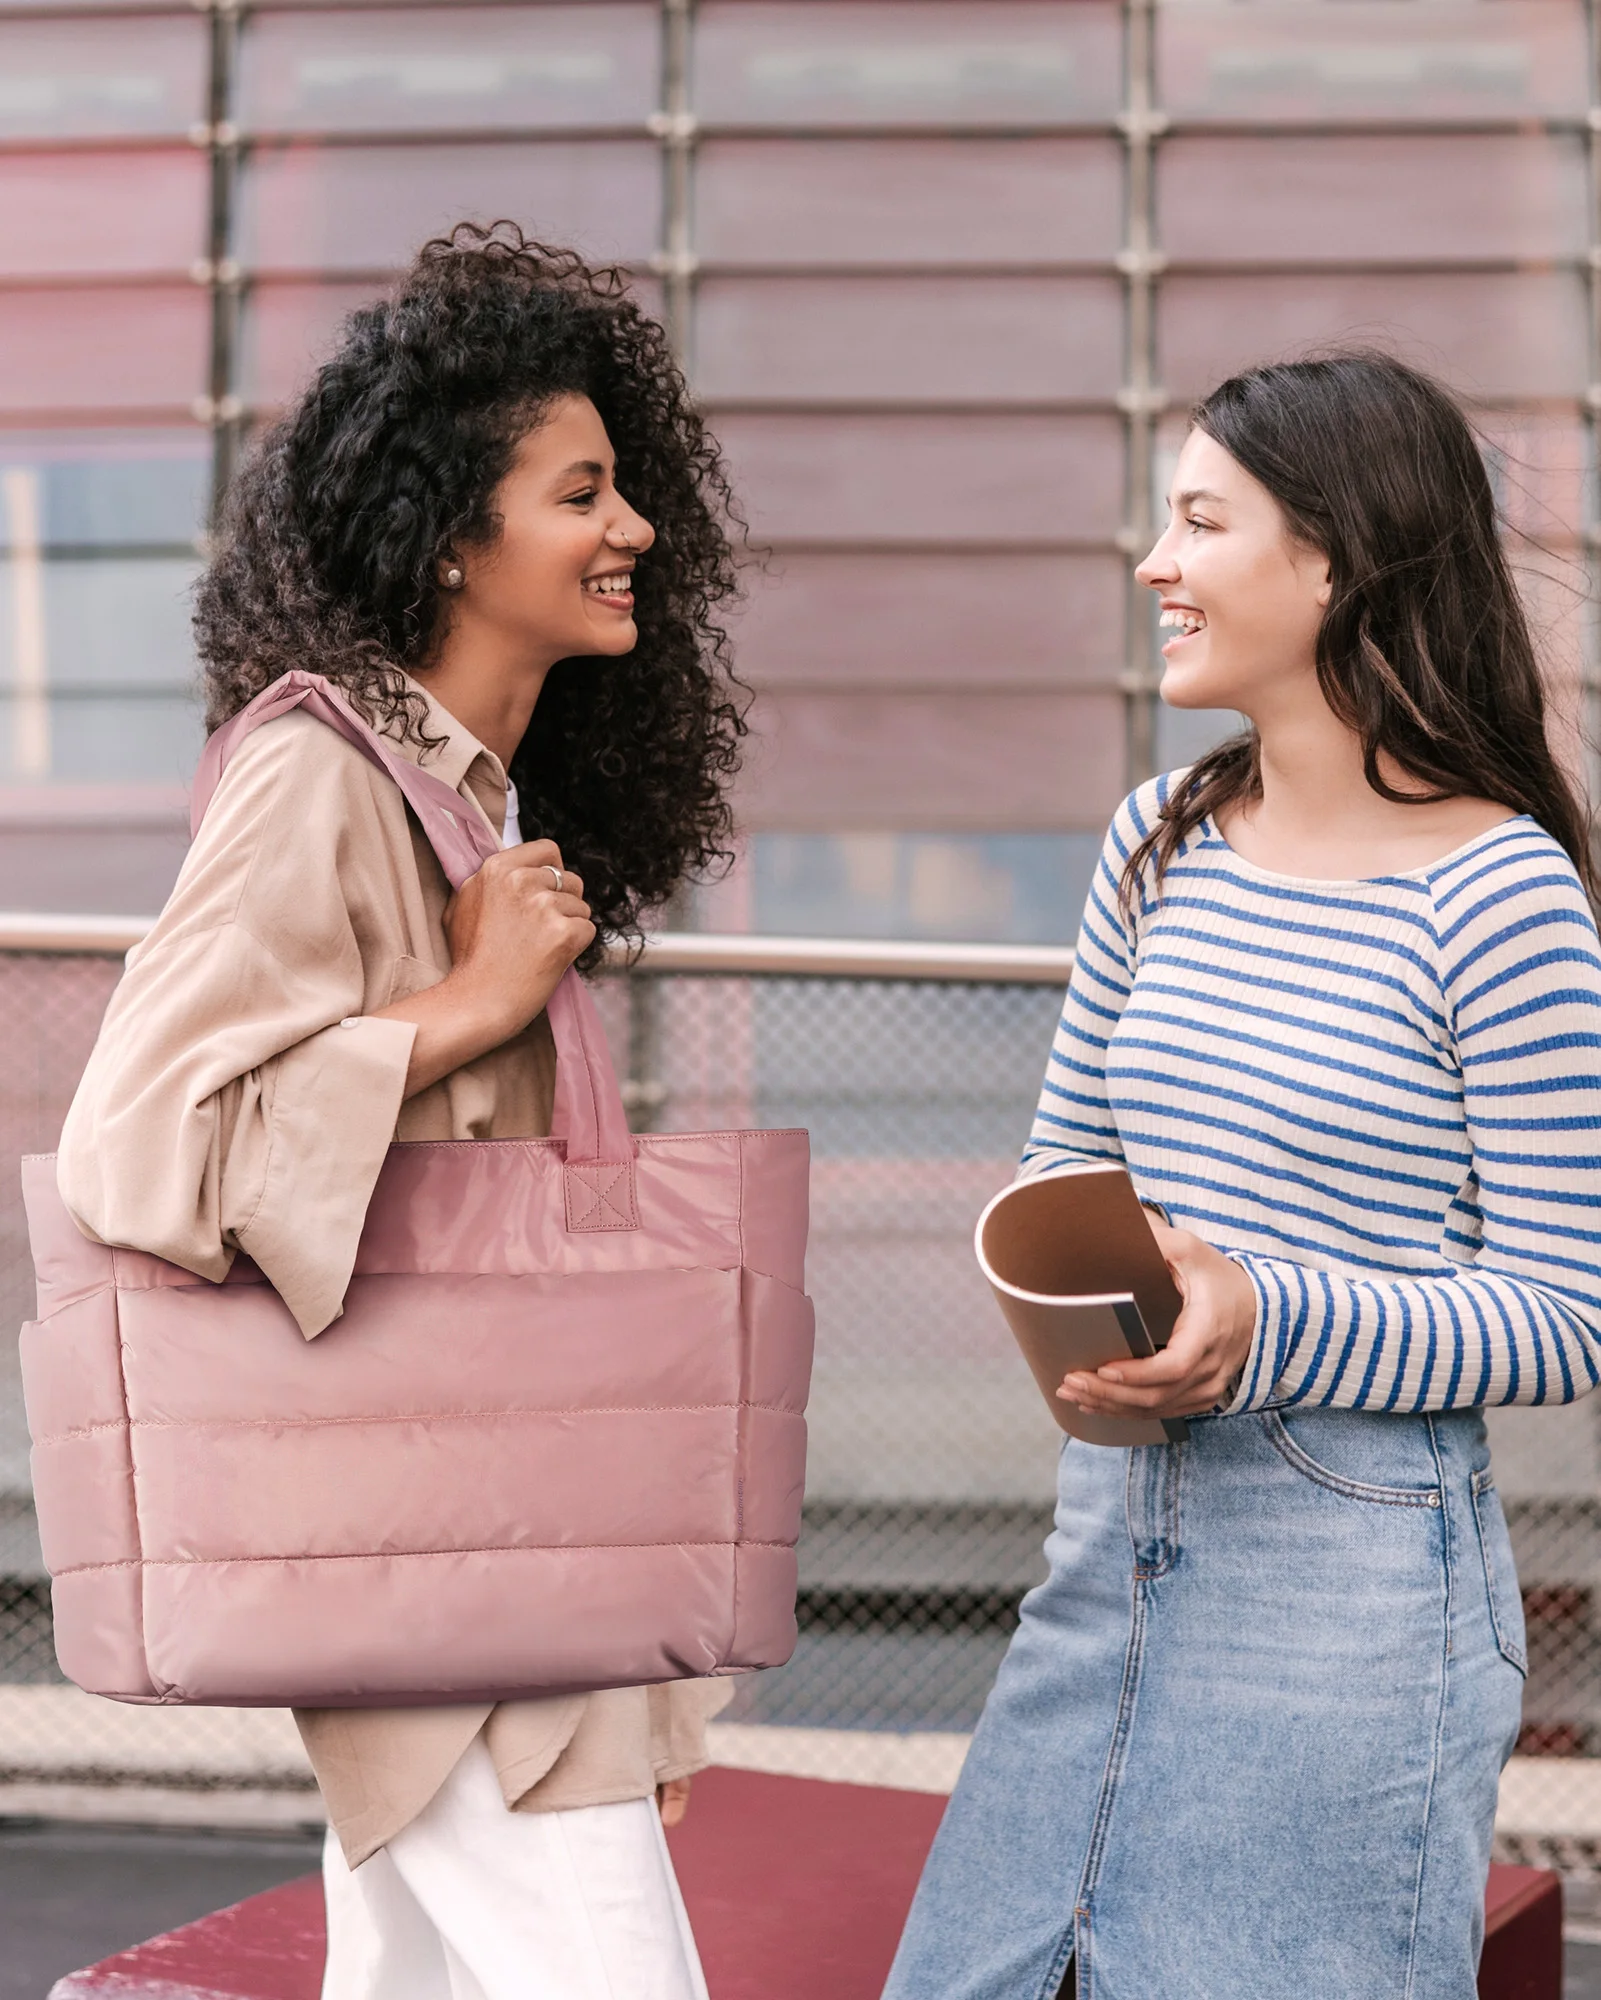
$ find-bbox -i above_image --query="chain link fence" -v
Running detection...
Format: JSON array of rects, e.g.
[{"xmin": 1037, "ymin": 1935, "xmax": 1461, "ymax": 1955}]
[{"xmin": 0, "ymin": 938, "xmax": 1596, "ymax": 1870}]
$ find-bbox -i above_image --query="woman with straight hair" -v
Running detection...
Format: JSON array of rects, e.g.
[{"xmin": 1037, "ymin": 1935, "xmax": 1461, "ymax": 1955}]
[
  {"xmin": 884, "ymin": 353, "xmax": 1601, "ymax": 1999},
  {"xmin": 56, "ymin": 224, "xmax": 746, "ymax": 2000}
]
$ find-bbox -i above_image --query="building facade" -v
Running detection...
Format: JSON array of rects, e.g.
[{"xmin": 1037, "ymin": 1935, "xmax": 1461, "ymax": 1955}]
[{"xmin": 0, "ymin": 0, "xmax": 1595, "ymax": 932}]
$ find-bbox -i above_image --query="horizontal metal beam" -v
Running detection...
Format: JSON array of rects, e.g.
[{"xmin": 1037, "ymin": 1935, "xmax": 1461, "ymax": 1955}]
[
  {"xmin": 620, "ymin": 933, "xmax": 1075, "ymax": 982},
  {"xmin": 0, "ymin": 915, "xmax": 1076, "ymax": 984},
  {"xmin": 0, "ymin": 914, "xmax": 153, "ymax": 954}
]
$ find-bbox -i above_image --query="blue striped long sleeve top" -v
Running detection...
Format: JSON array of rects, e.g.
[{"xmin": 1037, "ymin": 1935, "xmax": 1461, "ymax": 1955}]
[{"xmin": 1021, "ymin": 776, "xmax": 1601, "ymax": 1414}]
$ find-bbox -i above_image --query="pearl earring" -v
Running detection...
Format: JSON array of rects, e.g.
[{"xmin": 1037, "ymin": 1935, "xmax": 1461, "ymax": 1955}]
[{"xmin": 443, "ymin": 565, "xmax": 464, "ymax": 590}]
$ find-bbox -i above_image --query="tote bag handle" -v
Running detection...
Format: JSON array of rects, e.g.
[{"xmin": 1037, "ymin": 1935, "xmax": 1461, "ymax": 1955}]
[{"xmin": 191, "ymin": 671, "xmax": 639, "ymax": 1229}]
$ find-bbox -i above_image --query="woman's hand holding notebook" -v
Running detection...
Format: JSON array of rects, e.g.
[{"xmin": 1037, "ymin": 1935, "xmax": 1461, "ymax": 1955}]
[{"xmin": 975, "ymin": 1163, "xmax": 1191, "ymax": 1448}]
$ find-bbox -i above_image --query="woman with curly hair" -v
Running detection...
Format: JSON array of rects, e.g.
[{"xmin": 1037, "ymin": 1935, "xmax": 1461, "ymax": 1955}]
[{"xmin": 56, "ymin": 224, "xmax": 747, "ymax": 2000}]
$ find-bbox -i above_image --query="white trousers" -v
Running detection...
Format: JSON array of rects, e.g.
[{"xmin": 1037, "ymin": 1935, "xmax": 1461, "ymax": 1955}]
[{"xmin": 320, "ymin": 1737, "xmax": 711, "ymax": 2000}]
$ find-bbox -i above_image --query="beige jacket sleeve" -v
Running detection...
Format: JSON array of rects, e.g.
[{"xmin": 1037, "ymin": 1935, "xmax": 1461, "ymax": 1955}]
[{"xmin": 57, "ymin": 712, "xmax": 420, "ymax": 1338}]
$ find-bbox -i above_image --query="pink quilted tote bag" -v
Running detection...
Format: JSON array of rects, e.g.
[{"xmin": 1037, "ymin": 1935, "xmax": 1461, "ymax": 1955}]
[{"xmin": 19, "ymin": 673, "xmax": 814, "ymax": 1707}]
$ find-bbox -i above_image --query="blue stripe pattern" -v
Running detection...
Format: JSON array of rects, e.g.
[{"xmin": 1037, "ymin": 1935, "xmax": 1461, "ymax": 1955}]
[{"xmin": 1020, "ymin": 777, "xmax": 1601, "ymax": 1414}]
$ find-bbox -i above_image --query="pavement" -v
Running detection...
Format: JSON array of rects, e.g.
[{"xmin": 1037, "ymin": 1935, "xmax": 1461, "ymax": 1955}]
[
  {"xmin": 0, "ymin": 1820, "xmax": 322, "ymax": 2000},
  {"xmin": 0, "ymin": 1816, "xmax": 1597, "ymax": 2000}
]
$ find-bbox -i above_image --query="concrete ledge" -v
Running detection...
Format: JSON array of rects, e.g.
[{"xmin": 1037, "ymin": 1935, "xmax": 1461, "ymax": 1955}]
[
  {"xmin": 0, "ymin": 1685, "xmax": 1591, "ymax": 1854},
  {"xmin": 0, "ymin": 1783, "xmax": 323, "ymax": 1832},
  {"xmin": 1498, "ymin": 1757, "xmax": 1601, "ymax": 1841},
  {"xmin": 0, "ymin": 1688, "xmax": 311, "ymax": 1789}
]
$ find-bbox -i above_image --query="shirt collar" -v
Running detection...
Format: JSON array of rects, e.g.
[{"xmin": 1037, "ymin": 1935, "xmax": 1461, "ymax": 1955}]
[{"xmin": 388, "ymin": 671, "xmax": 511, "ymax": 841}]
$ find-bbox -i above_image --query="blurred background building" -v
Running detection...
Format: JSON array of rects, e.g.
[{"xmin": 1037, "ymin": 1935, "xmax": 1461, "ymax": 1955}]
[
  {"xmin": 0, "ymin": 0, "xmax": 1599, "ymax": 1889},
  {"xmin": 0, "ymin": 0, "xmax": 1594, "ymax": 936}
]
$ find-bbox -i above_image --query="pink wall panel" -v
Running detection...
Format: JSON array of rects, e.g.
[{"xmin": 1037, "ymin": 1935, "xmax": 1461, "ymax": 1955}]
[
  {"xmin": 737, "ymin": 689, "xmax": 1126, "ymax": 831},
  {"xmin": 694, "ymin": 276, "xmax": 1122, "ymax": 404},
  {"xmin": 729, "ymin": 552, "xmax": 1122, "ymax": 688},
  {"xmin": 0, "ymin": 290, "xmax": 207, "ymax": 418},
  {"xmin": 241, "ymin": 273, "xmax": 669, "ymax": 409},
  {"xmin": 1159, "ymin": 1, "xmax": 1588, "ymax": 124},
  {"xmin": 1161, "ymin": 133, "xmax": 1588, "ymax": 266},
  {"xmin": 0, "ymin": 0, "xmax": 185, "ymax": 10},
  {"xmin": 238, "ymin": 280, "xmax": 388, "ymax": 409},
  {"xmin": 238, "ymin": 5, "xmax": 659, "ymax": 135},
  {"xmin": 0, "ymin": 152, "xmax": 206, "ymax": 281},
  {"xmin": 0, "ymin": 16, "xmax": 206, "ymax": 140},
  {"xmin": 695, "ymin": 137, "xmax": 1122, "ymax": 267},
  {"xmin": 1517, "ymin": 556, "xmax": 1590, "ymax": 780},
  {"xmin": 1160, "ymin": 271, "xmax": 1587, "ymax": 404},
  {"xmin": 710, "ymin": 412, "xmax": 1123, "ymax": 545},
  {"xmin": 240, "ymin": 139, "xmax": 660, "ymax": 274},
  {"xmin": 694, "ymin": 2, "xmax": 1122, "ymax": 128},
  {"xmin": 1476, "ymin": 413, "xmax": 1588, "ymax": 547}
]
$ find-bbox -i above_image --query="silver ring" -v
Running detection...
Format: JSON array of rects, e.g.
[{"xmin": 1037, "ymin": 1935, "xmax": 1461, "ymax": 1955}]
[{"xmin": 544, "ymin": 865, "xmax": 564, "ymax": 893}]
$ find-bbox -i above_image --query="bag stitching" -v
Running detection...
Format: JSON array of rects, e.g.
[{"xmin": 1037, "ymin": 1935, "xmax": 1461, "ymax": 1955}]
[
  {"xmin": 111, "ymin": 1289, "xmax": 167, "ymax": 1697},
  {"xmin": 39, "ymin": 1399, "xmax": 804, "ymax": 1442},
  {"xmin": 48, "ymin": 1256, "xmax": 812, "ymax": 1304},
  {"xmin": 56, "ymin": 1539, "xmax": 795, "ymax": 1576},
  {"xmin": 378, "ymin": 1131, "xmax": 808, "ymax": 1150},
  {"xmin": 565, "ymin": 1160, "xmax": 638, "ymax": 1230}
]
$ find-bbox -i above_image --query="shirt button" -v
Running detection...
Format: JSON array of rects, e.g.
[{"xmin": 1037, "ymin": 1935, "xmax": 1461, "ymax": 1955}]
[{"xmin": 339, "ymin": 1017, "xmax": 360, "ymax": 1030}]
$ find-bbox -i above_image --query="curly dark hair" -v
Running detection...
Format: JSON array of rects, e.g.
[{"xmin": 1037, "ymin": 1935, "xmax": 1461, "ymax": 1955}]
[{"xmin": 194, "ymin": 222, "xmax": 747, "ymax": 960}]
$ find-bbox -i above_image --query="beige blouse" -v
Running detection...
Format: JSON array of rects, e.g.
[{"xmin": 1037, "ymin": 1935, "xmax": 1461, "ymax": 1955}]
[{"xmin": 57, "ymin": 675, "xmax": 730, "ymax": 1868}]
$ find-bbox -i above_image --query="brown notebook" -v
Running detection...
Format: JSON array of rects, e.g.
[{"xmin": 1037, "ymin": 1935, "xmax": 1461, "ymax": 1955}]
[{"xmin": 975, "ymin": 1163, "xmax": 1190, "ymax": 1447}]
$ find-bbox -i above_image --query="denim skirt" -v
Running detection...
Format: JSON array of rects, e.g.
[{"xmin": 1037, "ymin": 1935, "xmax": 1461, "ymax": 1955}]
[{"xmin": 883, "ymin": 1409, "xmax": 1526, "ymax": 2000}]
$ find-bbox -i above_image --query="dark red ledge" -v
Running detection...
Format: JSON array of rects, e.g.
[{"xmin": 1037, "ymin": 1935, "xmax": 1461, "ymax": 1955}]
[{"xmin": 48, "ymin": 1767, "xmax": 1562, "ymax": 2000}]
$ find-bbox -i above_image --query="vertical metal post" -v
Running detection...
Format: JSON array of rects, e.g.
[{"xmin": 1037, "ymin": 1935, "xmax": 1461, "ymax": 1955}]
[
  {"xmin": 1116, "ymin": 0, "xmax": 1167, "ymax": 790},
  {"xmin": 197, "ymin": 0, "xmax": 243, "ymax": 526},
  {"xmin": 651, "ymin": 0, "xmax": 699, "ymax": 365},
  {"xmin": 633, "ymin": 0, "xmax": 700, "ymax": 1116},
  {"xmin": 621, "ymin": 967, "xmax": 669, "ymax": 1134},
  {"xmin": 1586, "ymin": 0, "xmax": 1601, "ymax": 797}
]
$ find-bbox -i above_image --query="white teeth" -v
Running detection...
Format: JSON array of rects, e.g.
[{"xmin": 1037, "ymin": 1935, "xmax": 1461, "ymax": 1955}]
[
  {"xmin": 1159, "ymin": 608, "xmax": 1205, "ymax": 633},
  {"xmin": 584, "ymin": 573, "xmax": 631, "ymax": 596}
]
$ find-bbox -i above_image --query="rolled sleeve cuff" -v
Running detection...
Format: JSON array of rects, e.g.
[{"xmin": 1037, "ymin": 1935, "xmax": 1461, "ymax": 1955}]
[
  {"xmin": 1219, "ymin": 1253, "xmax": 1289, "ymax": 1415},
  {"xmin": 233, "ymin": 1013, "xmax": 415, "ymax": 1339}
]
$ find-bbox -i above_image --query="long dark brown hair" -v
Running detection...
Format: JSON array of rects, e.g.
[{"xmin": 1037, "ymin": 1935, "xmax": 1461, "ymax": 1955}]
[{"xmin": 1122, "ymin": 352, "xmax": 1598, "ymax": 914}]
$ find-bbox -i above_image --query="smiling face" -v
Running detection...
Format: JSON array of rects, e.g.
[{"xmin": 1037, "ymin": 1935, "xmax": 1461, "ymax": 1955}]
[
  {"xmin": 1135, "ymin": 427, "xmax": 1332, "ymax": 724},
  {"xmin": 445, "ymin": 392, "xmax": 655, "ymax": 665}
]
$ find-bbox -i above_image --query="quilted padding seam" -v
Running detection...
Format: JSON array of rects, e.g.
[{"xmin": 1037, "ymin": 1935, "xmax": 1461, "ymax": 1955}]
[
  {"xmin": 27, "ymin": 1278, "xmax": 115, "ymax": 1326},
  {"xmin": 113, "ymin": 1302, "xmax": 163, "ymax": 1697},
  {"xmin": 45, "ymin": 1399, "xmax": 803, "ymax": 1441},
  {"xmin": 382, "ymin": 1131, "xmax": 807, "ymax": 1151},
  {"xmin": 107, "ymin": 1258, "xmax": 771, "ymax": 1290},
  {"xmin": 735, "ymin": 1265, "xmax": 751, "ymax": 1549},
  {"xmin": 55, "ymin": 1538, "xmax": 796, "ymax": 1576},
  {"xmin": 735, "ymin": 1132, "xmax": 747, "ymax": 1270}
]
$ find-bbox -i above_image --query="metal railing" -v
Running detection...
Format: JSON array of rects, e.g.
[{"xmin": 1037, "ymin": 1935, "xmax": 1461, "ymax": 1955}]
[
  {"xmin": 0, "ymin": 914, "xmax": 1078, "ymax": 983},
  {"xmin": 0, "ymin": 922, "xmax": 1595, "ymax": 1873}
]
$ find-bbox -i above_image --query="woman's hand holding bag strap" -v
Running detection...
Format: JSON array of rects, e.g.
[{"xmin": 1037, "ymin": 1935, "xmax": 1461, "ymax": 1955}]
[
  {"xmin": 21, "ymin": 672, "xmax": 814, "ymax": 1708},
  {"xmin": 194, "ymin": 673, "xmax": 634, "ymax": 1211}
]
